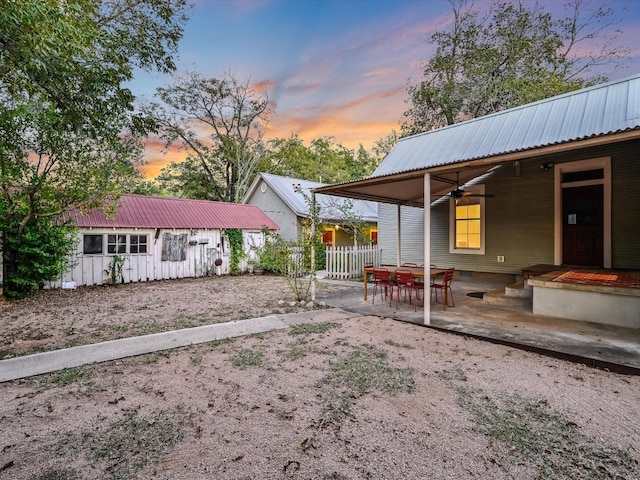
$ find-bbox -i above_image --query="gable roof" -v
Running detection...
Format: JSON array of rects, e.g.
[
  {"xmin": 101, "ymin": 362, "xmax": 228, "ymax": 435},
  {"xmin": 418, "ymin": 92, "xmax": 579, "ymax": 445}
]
[
  {"xmin": 376, "ymin": 73, "xmax": 640, "ymax": 178},
  {"xmin": 71, "ymin": 194, "xmax": 279, "ymax": 230},
  {"xmin": 315, "ymin": 73, "xmax": 640, "ymax": 207},
  {"xmin": 244, "ymin": 173, "xmax": 378, "ymax": 222}
]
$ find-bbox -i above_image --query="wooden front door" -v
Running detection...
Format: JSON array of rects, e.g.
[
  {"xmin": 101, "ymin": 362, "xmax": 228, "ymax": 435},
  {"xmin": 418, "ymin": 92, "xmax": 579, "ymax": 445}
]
[
  {"xmin": 562, "ymin": 184, "xmax": 604, "ymax": 267},
  {"xmin": 322, "ymin": 230, "xmax": 334, "ymax": 246}
]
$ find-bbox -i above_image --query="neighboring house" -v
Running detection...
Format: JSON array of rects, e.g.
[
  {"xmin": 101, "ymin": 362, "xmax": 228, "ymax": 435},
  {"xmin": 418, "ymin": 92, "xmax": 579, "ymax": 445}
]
[
  {"xmin": 243, "ymin": 173, "xmax": 378, "ymax": 247},
  {"xmin": 47, "ymin": 194, "xmax": 279, "ymax": 287},
  {"xmin": 315, "ymin": 74, "xmax": 640, "ymax": 327}
]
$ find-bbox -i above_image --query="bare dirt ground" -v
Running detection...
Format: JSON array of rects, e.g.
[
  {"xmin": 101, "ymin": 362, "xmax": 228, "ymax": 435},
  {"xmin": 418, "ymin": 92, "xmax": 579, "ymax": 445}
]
[{"xmin": 1, "ymin": 275, "xmax": 639, "ymax": 479}]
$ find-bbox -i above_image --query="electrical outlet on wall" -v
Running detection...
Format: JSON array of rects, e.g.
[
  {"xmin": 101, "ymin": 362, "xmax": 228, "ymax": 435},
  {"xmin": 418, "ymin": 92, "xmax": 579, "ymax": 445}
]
[{"xmin": 497, "ymin": 256, "xmax": 505, "ymax": 262}]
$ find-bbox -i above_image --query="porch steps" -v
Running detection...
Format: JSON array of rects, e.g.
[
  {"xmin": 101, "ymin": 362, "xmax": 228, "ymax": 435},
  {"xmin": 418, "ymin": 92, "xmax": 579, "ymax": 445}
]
[
  {"xmin": 483, "ymin": 281, "xmax": 532, "ymax": 308},
  {"xmin": 505, "ymin": 280, "xmax": 533, "ymax": 299}
]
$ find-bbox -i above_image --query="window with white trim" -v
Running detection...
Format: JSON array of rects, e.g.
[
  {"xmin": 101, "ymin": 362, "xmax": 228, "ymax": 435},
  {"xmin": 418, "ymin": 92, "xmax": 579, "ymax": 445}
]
[
  {"xmin": 129, "ymin": 235, "xmax": 148, "ymax": 254},
  {"xmin": 107, "ymin": 234, "xmax": 126, "ymax": 254},
  {"xmin": 449, "ymin": 184, "xmax": 486, "ymax": 255},
  {"xmin": 455, "ymin": 202, "xmax": 481, "ymax": 249},
  {"xmin": 83, "ymin": 234, "xmax": 103, "ymax": 254}
]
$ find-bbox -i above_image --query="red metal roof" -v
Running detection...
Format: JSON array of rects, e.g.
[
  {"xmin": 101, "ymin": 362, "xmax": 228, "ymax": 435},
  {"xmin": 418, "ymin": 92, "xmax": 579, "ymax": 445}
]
[{"xmin": 71, "ymin": 195, "xmax": 279, "ymax": 230}]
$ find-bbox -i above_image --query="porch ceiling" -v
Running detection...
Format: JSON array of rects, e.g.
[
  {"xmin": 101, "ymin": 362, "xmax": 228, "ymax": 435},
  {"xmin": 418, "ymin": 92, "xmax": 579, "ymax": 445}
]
[{"xmin": 313, "ymin": 163, "xmax": 500, "ymax": 208}]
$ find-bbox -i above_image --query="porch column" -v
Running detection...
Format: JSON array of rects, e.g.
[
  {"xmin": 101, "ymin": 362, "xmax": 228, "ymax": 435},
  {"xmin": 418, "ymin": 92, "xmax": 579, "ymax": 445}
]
[
  {"xmin": 310, "ymin": 192, "xmax": 316, "ymax": 302},
  {"xmin": 396, "ymin": 204, "xmax": 401, "ymax": 266},
  {"xmin": 423, "ymin": 173, "xmax": 431, "ymax": 326}
]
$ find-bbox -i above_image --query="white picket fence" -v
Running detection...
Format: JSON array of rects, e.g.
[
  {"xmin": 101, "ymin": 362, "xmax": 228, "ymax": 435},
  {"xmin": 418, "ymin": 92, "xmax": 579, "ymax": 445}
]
[{"xmin": 325, "ymin": 245, "xmax": 382, "ymax": 280}]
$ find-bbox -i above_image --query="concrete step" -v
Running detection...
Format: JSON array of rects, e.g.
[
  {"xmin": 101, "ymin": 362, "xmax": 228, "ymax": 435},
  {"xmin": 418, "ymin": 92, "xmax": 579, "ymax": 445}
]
[
  {"xmin": 505, "ymin": 281, "xmax": 533, "ymax": 299},
  {"xmin": 483, "ymin": 289, "xmax": 532, "ymax": 307}
]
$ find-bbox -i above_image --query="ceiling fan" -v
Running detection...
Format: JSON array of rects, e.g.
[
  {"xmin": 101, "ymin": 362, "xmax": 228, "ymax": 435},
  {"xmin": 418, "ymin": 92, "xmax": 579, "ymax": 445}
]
[{"xmin": 434, "ymin": 172, "xmax": 494, "ymax": 203}]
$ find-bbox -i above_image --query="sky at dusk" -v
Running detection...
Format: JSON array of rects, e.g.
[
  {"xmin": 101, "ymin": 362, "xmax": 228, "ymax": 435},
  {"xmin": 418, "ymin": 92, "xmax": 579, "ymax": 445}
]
[{"xmin": 129, "ymin": 0, "xmax": 640, "ymax": 178}]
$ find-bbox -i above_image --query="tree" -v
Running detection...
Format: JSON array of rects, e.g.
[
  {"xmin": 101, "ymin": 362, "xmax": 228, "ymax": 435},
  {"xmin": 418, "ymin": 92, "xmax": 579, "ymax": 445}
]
[
  {"xmin": 145, "ymin": 71, "xmax": 270, "ymax": 203},
  {"xmin": 402, "ymin": 0, "xmax": 629, "ymax": 135},
  {"xmin": 0, "ymin": 0, "xmax": 189, "ymax": 297},
  {"xmin": 257, "ymin": 135, "xmax": 377, "ymax": 184},
  {"xmin": 371, "ymin": 130, "xmax": 399, "ymax": 163}
]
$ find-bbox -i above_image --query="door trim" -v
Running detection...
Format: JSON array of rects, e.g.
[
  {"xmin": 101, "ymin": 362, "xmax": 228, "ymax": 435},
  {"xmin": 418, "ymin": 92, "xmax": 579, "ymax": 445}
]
[{"xmin": 554, "ymin": 157, "xmax": 611, "ymax": 267}]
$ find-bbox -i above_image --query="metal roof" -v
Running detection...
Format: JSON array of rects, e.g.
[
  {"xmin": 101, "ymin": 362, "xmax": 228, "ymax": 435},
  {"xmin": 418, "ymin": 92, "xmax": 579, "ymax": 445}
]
[
  {"xmin": 245, "ymin": 173, "xmax": 378, "ymax": 222},
  {"xmin": 375, "ymin": 73, "xmax": 640, "ymax": 177},
  {"xmin": 315, "ymin": 73, "xmax": 640, "ymax": 207},
  {"xmin": 72, "ymin": 194, "xmax": 280, "ymax": 230}
]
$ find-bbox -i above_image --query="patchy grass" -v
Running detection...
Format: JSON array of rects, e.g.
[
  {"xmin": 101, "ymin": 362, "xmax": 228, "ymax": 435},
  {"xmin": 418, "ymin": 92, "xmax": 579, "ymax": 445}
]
[
  {"xmin": 284, "ymin": 338, "xmax": 309, "ymax": 360},
  {"xmin": 384, "ymin": 339, "xmax": 414, "ymax": 349},
  {"xmin": 327, "ymin": 347, "xmax": 415, "ymax": 397},
  {"xmin": 229, "ymin": 348, "xmax": 264, "ymax": 369},
  {"xmin": 0, "ymin": 348, "xmax": 14, "ymax": 360},
  {"xmin": 33, "ymin": 366, "xmax": 97, "ymax": 389},
  {"xmin": 305, "ymin": 346, "xmax": 415, "ymax": 443},
  {"xmin": 289, "ymin": 321, "xmax": 342, "ymax": 336},
  {"xmin": 45, "ymin": 407, "xmax": 192, "ymax": 480},
  {"xmin": 36, "ymin": 467, "xmax": 80, "ymax": 480},
  {"xmin": 90, "ymin": 408, "xmax": 190, "ymax": 479},
  {"xmin": 441, "ymin": 367, "xmax": 639, "ymax": 479}
]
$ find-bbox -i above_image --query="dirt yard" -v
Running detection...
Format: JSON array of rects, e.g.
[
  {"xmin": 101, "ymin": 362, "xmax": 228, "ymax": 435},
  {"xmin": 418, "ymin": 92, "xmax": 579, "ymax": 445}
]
[{"xmin": 1, "ymin": 275, "xmax": 639, "ymax": 479}]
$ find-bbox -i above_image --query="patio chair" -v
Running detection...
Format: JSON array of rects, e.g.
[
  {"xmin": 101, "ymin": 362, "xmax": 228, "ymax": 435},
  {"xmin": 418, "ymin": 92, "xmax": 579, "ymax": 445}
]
[
  {"xmin": 364, "ymin": 263, "xmax": 374, "ymax": 282},
  {"xmin": 395, "ymin": 268, "xmax": 421, "ymax": 311},
  {"xmin": 431, "ymin": 268, "xmax": 455, "ymax": 310},
  {"xmin": 372, "ymin": 267, "xmax": 395, "ymax": 306}
]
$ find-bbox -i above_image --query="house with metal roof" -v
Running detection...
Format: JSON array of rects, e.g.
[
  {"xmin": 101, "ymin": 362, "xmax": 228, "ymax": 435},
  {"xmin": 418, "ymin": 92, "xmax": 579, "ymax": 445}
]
[
  {"xmin": 315, "ymin": 73, "xmax": 640, "ymax": 327},
  {"xmin": 243, "ymin": 173, "xmax": 378, "ymax": 247},
  {"xmin": 48, "ymin": 194, "xmax": 279, "ymax": 287}
]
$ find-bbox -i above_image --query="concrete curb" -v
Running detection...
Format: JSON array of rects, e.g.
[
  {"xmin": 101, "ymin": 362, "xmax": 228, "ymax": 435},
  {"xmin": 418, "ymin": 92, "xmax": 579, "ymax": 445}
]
[{"xmin": 0, "ymin": 315, "xmax": 287, "ymax": 383}]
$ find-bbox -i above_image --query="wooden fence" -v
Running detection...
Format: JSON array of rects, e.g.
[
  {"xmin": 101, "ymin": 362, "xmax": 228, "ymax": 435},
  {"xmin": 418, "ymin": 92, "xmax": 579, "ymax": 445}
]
[{"xmin": 325, "ymin": 245, "xmax": 382, "ymax": 280}]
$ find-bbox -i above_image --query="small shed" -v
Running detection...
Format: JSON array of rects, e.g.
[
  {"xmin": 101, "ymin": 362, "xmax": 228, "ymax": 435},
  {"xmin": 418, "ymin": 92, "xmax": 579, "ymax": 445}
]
[
  {"xmin": 244, "ymin": 173, "xmax": 378, "ymax": 246},
  {"xmin": 50, "ymin": 194, "xmax": 279, "ymax": 287}
]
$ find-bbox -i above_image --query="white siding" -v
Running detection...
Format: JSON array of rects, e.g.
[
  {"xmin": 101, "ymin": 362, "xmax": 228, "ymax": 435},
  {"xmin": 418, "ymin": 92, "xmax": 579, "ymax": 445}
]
[{"xmin": 46, "ymin": 227, "xmax": 266, "ymax": 288}]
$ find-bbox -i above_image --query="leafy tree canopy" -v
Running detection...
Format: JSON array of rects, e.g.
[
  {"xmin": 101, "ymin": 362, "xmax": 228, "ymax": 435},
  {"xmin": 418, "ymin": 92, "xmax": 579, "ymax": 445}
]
[
  {"xmin": 0, "ymin": 0, "xmax": 189, "ymax": 297},
  {"xmin": 258, "ymin": 135, "xmax": 378, "ymax": 184},
  {"xmin": 143, "ymin": 71, "xmax": 270, "ymax": 203},
  {"xmin": 402, "ymin": 0, "xmax": 629, "ymax": 135}
]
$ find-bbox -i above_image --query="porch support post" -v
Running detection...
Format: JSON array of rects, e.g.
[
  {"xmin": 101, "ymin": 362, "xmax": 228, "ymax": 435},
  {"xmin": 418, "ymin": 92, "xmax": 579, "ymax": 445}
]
[
  {"xmin": 423, "ymin": 173, "xmax": 431, "ymax": 326},
  {"xmin": 396, "ymin": 204, "xmax": 401, "ymax": 266},
  {"xmin": 311, "ymin": 192, "xmax": 316, "ymax": 302}
]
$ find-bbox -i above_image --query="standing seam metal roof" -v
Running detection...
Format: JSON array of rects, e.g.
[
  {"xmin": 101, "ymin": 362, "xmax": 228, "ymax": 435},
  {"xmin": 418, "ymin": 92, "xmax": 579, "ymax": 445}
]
[
  {"xmin": 253, "ymin": 173, "xmax": 378, "ymax": 222},
  {"xmin": 374, "ymin": 74, "xmax": 640, "ymax": 177},
  {"xmin": 71, "ymin": 195, "xmax": 279, "ymax": 230}
]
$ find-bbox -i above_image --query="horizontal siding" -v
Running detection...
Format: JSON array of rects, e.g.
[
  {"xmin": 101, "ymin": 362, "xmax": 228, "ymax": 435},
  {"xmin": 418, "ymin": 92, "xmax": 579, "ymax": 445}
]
[
  {"xmin": 378, "ymin": 139, "xmax": 640, "ymax": 274},
  {"xmin": 611, "ymin": 140, "xmax": 640, "ymax": 268},
  {"xmin": 378, "ymin": 204, "xmax": 425, "ymax": 266},
  {"xmin": 246, "ymin": 185, "xmax": 299, "ymax": 242}
]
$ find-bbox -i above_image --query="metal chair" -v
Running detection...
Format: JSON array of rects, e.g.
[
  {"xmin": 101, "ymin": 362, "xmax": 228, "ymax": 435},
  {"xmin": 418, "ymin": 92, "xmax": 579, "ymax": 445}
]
[
  {"xmin": 431, "ymin": 268, "xmax": 455, "ymax": 310},
  {"xmin": 394, "ymin": 268, "xmax": 421, "ymax": 311},
  {"xmin": 372, "ymin": 268, "xmax": 395, "ymax": 306}
]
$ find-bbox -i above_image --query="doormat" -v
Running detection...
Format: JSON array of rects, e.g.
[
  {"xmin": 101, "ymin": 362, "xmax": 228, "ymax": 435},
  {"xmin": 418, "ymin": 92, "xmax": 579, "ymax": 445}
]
[
  {"xmin": 552, "ymin": 270, "xmax": 640, "ymax": 289},
  {"xmin": 466, "ymin": 292, "xmax": 486, "ymax": 299}
]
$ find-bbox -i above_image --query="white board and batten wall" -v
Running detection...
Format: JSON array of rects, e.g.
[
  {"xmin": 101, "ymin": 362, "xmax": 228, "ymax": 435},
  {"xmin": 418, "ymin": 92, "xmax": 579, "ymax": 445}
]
[{"xmin": 48, "ymin": 227, "xmax": 266, "ymax": 288}]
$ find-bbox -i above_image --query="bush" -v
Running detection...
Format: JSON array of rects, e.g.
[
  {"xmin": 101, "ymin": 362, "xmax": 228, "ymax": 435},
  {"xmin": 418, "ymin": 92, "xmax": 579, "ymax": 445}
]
[{"xmin": 1, "ymin": 217, "xmax": 77, "ymax": 298}]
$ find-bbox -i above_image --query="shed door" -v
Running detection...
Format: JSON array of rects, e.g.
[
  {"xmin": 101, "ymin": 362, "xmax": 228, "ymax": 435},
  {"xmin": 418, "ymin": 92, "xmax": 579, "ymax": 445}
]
[{"xmin": 562, "ymin": 184, "xmax": 603, "ymax": 267}]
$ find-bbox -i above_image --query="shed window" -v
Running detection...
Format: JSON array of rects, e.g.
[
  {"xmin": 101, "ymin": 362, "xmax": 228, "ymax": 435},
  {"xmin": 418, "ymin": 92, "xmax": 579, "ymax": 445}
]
[
  {"xmin": 107, "ymin": 234, "xmax": 126, "ymax": 254},
  {"xmin": 83, "ymin": 235, "xmax": 103, "ymax": 254},
  {"xmin": 130, "ymin": 235, "xmax": 148, "ymax": 254}
]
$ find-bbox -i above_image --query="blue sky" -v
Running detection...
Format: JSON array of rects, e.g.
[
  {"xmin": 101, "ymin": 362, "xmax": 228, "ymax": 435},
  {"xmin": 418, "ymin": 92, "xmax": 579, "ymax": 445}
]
[{"xmin": 132, "ymin": 0, "xmax": 640, "ymax": 177}]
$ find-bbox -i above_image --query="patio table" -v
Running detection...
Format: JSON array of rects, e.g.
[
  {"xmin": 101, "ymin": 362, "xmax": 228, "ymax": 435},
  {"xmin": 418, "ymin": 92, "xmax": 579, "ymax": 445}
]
[{"xmin": 363, "ymin": 266, "xmax": 446, "ymax": 302}]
